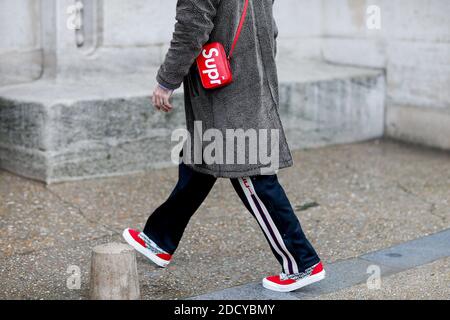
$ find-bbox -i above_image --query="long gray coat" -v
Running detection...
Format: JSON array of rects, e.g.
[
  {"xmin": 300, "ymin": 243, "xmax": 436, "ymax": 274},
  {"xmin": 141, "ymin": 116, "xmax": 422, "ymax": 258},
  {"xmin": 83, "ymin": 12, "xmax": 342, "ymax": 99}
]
[{"xmin": 157, "ymin": 0, "xmax": 293, "ymax": 178}]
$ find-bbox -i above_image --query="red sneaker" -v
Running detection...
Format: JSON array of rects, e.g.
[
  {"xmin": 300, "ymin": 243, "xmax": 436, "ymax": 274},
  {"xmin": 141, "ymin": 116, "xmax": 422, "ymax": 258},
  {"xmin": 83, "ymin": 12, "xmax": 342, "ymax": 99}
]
[
  {"xmin": 122, "ymin": 228, "xmax": 171, "ymax": 267},
  {"xmin": 263, "ymin": 262, "xmax": 326, "ymax": 292}
]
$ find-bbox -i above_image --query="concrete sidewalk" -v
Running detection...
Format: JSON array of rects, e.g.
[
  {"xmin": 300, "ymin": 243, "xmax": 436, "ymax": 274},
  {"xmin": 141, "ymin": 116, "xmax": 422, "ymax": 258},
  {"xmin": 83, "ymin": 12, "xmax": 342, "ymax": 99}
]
[
  {"xmin": 191, "ymin": 229, "xmax": 450, "ymax": 300},
  {"xmin": 0, "ymin": 139, "xmax": 449, "ymax": 299}
]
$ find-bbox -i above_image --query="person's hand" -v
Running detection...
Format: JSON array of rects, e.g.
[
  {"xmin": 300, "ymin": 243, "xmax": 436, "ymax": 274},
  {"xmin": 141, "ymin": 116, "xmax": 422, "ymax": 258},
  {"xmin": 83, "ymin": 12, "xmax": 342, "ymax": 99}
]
[{"xmin": 152, "ymin": 84, "xmax": 174, "ymax": 112}]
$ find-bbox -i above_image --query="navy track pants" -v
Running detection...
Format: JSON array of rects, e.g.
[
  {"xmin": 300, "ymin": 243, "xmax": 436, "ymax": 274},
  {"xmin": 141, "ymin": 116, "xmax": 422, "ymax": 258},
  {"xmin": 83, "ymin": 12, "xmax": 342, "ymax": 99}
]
[{"xmin": 143, "ymin": 163, "xmax": 320, "ymax": 274}]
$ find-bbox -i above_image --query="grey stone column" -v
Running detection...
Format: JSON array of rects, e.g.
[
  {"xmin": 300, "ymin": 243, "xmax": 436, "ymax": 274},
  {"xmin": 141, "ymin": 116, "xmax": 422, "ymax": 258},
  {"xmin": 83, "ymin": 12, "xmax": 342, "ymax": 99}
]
[{"xmin": 90, "ymin": 243, "xmax": 140, "ymax": 300}]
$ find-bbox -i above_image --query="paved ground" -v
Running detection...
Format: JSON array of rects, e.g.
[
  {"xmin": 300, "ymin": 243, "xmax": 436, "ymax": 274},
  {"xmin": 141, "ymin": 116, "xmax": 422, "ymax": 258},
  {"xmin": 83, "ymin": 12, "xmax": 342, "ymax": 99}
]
[
  {"xmin": 191, "ymin": 229, "xmax": 450, "ymax": 299},
  {"xmin": 317, "ymin": 257, "xmax": 450, "ymax": 300},
  {"xmin": 0, "ymin": 139, "xmax": 449, "ymax": 299}
]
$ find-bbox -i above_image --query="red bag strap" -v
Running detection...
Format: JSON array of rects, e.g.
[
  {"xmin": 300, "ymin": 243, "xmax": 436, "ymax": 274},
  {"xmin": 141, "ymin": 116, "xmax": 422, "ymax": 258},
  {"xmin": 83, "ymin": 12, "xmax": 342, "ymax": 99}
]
[{"xmin": 228, "ymin": 0, "xmax": 250, "ymax": 59}]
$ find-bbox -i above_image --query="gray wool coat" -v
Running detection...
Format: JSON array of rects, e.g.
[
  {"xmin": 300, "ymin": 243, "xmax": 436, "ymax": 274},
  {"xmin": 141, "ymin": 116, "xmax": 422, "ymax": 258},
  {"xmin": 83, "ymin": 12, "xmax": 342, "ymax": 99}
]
[{"xmin": 157, "ymin": 0, "xmax": 293, "ymax": 178}]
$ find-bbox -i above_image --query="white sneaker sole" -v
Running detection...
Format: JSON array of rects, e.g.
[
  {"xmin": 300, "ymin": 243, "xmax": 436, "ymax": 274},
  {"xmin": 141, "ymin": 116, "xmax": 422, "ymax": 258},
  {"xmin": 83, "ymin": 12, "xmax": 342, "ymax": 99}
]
[
  {"xmin": 122, "ymin": 228, "xmax": 170, "ymax": 268},
  {"xmin": 262, "ymin": 270, "xmax": 326, "ymax": 293}
]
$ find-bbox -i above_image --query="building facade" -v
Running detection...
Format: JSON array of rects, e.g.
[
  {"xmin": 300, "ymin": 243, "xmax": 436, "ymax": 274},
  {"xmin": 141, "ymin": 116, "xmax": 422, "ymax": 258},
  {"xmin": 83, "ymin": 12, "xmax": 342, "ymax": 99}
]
[{"xmin": 0, "ymin": 0, "xmax": 448, "ymax": 183}]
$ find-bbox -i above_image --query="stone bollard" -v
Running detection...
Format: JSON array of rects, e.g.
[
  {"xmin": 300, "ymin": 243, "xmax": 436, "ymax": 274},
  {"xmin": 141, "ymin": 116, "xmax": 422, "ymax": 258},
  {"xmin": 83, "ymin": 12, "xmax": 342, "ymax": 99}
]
[{"xmin": 90, "ymin": 242, "xmax": 140, "ymax": 300}]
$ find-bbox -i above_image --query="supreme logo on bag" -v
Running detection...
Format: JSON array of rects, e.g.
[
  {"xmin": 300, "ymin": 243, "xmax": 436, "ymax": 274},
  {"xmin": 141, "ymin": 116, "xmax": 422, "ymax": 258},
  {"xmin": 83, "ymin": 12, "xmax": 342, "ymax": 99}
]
[
  {"xmin": 196, "ymin": 0, "xmax": 249, "ymax": 90},
  {"xmin": 197, "ymin": 43, "xmax": 232, "ymax": 89}
]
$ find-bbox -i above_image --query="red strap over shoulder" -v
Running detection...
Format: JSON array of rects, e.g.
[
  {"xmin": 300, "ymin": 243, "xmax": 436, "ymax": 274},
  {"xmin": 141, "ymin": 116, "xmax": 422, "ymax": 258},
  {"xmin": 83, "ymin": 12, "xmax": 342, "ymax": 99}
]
[{"xmin": 228, "ymin": 0, "xmax": 250, "ymax": 59}]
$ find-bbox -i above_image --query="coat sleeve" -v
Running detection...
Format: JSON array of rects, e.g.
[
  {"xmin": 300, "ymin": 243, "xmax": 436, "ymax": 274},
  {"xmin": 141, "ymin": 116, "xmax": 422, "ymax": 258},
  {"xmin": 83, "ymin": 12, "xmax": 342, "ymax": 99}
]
[{"xmin": 157, "ymin": 0, "xmax": 221, "ymax": 90}]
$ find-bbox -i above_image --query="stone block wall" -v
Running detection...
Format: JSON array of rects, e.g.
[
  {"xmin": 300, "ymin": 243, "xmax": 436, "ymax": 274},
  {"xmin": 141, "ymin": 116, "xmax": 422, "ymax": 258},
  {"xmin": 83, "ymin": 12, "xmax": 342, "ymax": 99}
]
[
  {"xmin": 0, "ymin": 0, "xmax": 42, "ymax": 85},
  {"xmin": 321, "ymin": 0, "xmax": 450, "ymax": 149}
]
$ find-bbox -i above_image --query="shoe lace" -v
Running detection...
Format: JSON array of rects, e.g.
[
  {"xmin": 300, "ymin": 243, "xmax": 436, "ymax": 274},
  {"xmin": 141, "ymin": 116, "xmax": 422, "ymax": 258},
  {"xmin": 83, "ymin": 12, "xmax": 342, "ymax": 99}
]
[
  {"xmin": 280, "ymin": 272, "xmax": 301, "ymax": 281},
  {"xmin": 280, "ymin": 273, "xmax": 290, "ymax": 281},
  {"xmin": 139, "ymin": 233, "xmax": 166, "ymax": 254},
  {"xmin": 280, "ymin": 263, "xmax": 318, "ymax": 281}
]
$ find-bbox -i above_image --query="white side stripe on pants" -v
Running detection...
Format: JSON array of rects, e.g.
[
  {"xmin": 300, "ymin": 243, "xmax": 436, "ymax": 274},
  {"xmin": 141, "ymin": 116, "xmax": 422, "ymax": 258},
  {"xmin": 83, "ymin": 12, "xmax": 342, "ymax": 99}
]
[{"xmin": 238, "ymin": 178, "xmax": 299, "ymax": 274}]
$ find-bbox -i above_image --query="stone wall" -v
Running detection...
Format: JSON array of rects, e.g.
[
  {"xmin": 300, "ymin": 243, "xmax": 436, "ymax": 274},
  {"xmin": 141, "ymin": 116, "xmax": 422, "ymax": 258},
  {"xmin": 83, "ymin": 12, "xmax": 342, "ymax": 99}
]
[
  {"xmin": 321, "ymin": 0, "xmax": 450, "ymax": 149},
  {"xmin": 274, "ymin": 0, "xmax": 323, "ymax": 61},
  {"xmin": 0, "ymin": 0, "xmax": 448, "ymax": 151},
  {"xmin": 0, "ymin": 0, "xmax": 325, "ymax": 81},
  {"xmin": 0, "ymin": 0, "xmax": 42, "ymax": 85}
]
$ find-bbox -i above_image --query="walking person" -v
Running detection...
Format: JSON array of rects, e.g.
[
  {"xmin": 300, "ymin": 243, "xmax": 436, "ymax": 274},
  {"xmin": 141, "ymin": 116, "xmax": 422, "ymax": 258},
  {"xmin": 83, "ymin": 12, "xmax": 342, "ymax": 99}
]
[{"xmin": 123, "ymin": 0, "xmax": 325, "ymax": 292}]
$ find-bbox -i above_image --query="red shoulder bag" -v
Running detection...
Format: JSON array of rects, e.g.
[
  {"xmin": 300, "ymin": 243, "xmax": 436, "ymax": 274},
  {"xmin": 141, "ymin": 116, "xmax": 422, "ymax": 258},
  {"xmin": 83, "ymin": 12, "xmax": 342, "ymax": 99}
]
[{"xmin": 196, "ymin": 0, "xmax": 250, "ymax": 89}]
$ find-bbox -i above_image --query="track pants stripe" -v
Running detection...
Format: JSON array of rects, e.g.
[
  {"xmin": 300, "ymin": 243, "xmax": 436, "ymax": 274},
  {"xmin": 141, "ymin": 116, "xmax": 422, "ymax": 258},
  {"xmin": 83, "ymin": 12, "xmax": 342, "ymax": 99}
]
[{"xmin": 238, "ymin": 178, "xmax": 299, "ymax": 274}]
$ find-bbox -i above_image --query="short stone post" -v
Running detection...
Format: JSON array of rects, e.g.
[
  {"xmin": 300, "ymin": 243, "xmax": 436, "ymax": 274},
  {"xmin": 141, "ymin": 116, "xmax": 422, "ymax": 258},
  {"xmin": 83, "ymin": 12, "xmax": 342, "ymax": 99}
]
[{"xmin": 90, "ymin": 243, "xmax": 140, "ymax": 300}]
